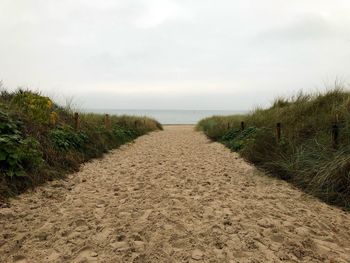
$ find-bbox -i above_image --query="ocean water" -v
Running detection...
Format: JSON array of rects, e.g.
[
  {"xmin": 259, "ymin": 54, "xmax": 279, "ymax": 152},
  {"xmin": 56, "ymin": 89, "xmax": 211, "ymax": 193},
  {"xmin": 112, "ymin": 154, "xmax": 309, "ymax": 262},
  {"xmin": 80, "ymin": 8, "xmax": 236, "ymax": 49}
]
[{"xmin": 85, "ymin": 109, "xmax": 245, "ymax": 125}]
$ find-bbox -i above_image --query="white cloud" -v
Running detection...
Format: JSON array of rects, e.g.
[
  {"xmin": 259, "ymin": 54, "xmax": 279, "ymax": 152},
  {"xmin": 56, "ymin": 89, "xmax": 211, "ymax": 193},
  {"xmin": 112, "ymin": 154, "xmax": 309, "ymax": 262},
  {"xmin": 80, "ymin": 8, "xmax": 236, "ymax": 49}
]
[
  {"xmin": 132, "ymin": 0, "xmax": 192, "ymax": 28},
  {"xmin": 258, "ymin": 13, "xmax": 337, "ymax": 42},
  {"xmin": 0, "ymin": 0, "xmax": 349, "ymax": 109}
]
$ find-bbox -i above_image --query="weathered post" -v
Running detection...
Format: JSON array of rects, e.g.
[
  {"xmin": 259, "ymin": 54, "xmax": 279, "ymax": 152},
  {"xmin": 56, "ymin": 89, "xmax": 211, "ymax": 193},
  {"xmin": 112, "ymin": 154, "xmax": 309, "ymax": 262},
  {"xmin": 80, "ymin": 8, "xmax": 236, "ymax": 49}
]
[
  {"xmin": 276, "ymin": 122, "xmax": 281, "ymax": 143},
  {"xmin": 49, "ymin": 112, "xmax": 58, "ymax": 128},
  {"xmin": 105, "ymin": 114, "xmax": 110, "ymax": 129},
  {"xmin": 74, "ymin": 112, "xmax": 80, "ymax": 131},
  {"xmin": 241, "ymin": 121, "xmax": 245, "ymax": 131},
  {"xmin": 332, "ymin": 123, "xmax": 339, "ymax": 149}
]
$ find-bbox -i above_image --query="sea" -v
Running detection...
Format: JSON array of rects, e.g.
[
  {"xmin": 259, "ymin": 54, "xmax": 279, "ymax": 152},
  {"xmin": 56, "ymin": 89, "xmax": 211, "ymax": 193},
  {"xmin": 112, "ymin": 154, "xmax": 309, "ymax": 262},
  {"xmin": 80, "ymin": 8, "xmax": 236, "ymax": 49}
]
[{"xmin": 85, "ymin": 109, "xmax": 246, "ymax": 125}]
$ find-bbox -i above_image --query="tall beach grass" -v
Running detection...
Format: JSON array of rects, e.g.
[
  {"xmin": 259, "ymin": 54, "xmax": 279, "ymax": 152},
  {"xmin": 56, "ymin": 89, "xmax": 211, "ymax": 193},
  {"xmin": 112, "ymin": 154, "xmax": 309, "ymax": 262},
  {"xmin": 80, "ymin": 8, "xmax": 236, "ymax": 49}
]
[{"xmin": 197, "ymin": 88, "xmax": 350, "ymax": 208}]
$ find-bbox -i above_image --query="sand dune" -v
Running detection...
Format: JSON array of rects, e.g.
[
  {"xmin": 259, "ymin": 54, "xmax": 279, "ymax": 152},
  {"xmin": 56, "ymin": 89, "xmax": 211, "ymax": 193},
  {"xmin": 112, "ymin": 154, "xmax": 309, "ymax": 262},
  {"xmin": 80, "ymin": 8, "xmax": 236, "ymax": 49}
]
[{"xmin": 1, "ymin": 125, "xmax": 349, "ymax": 262}]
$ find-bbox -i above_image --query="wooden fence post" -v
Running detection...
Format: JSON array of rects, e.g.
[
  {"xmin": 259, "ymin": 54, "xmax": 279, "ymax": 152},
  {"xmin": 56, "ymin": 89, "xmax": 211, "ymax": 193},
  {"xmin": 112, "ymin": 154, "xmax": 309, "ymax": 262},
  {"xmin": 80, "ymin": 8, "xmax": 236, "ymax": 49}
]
[
  {"xmin": 49, "ymin": 112, "xmax": 58, "ymax": 128},
  {"xmin": 276, "ymin": 122, "xmax": 281, "ymax": 143},
  {"xmin": 332, "ymin": 123, "xmax": 339, "ymax": 149},
  {"xmin": 74, "ymin": 112, "xmax": 80, "ymax": 131},
  {"xmin": 105, "ymin": 114, "xmax": 110, "ymax": 129},
  {"xmin": 241, "ymin": 121, "xmax": 245, "ymax": 131}
]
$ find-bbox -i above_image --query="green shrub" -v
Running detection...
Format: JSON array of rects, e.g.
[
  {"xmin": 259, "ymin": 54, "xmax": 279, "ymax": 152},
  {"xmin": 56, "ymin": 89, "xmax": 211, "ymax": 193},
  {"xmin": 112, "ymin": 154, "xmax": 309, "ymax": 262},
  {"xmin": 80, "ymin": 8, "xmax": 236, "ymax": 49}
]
[
  {"xmin": 113, "ymin": 127, "xmax": 134, "ymax": 143},
  {"xmin": 222, "ymin": 127, "xmax": 259, "ymax": 151},
  {"xmin": 10, "ymin": 90, "xmax": 57, "ymax": 125},
  {"xmin": 0, "ymin": 110, "xmax": 43, "ymax": 178},
  {"xmin": 49, "ymin": 128, "xmax": 88, "ymax": 151}
]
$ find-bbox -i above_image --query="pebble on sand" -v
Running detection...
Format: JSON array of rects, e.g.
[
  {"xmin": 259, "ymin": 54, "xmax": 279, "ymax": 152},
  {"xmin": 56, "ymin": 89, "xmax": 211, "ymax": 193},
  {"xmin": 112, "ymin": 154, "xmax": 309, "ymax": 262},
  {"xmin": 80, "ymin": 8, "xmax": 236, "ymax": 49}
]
[{"xmin": 191, "ymin": 249, "xmax": 204, "ymax": 260}]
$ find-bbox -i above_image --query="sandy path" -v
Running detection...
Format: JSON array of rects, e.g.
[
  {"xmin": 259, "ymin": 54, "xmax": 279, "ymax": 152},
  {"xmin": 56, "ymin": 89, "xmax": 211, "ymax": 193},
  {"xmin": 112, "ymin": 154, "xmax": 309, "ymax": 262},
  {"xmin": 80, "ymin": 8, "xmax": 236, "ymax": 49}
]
[{"xmin": 0, "ymin": 126, "xmax": 350, "ymax": 263}]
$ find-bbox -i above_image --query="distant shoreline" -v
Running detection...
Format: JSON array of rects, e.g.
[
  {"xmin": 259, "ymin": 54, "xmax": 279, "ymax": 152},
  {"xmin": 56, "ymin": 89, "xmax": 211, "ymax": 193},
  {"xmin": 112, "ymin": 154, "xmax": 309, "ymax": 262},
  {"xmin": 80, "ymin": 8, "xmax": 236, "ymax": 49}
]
[
  {"xmin": 162, "ymin": 124, "xmax": 195, "ymax": 126},
  {"xmin": 83, "ymin": 109, "xmax": 247, "ymax": 125}
]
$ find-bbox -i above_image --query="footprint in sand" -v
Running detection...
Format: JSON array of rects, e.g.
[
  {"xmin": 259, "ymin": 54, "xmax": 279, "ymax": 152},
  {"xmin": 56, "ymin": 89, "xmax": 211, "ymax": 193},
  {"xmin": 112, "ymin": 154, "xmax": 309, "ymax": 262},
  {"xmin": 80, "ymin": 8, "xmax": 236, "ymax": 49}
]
[
  {"xmin": 73, "ymin": 247, "xmax": 98, "ymax": 263},
  {"xmin": 13, "ymin": 255, "xmax": 27, "ymax": 263},
  {"xmin": 95, "ymin": 227, "xmax": 113, "ymax": 242}
]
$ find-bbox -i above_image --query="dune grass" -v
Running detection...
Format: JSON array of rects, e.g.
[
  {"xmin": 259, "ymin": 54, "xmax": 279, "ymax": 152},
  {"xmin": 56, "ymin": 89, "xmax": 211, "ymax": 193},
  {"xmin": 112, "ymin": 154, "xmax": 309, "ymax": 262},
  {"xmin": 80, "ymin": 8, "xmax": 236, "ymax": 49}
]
[
  {"xmin": 197, "ymin": 88, "xmax": 350, "ymax": 208},
  {"xmin": 0, "ymin": 88, "xmax": 162, "ymax": 199}
]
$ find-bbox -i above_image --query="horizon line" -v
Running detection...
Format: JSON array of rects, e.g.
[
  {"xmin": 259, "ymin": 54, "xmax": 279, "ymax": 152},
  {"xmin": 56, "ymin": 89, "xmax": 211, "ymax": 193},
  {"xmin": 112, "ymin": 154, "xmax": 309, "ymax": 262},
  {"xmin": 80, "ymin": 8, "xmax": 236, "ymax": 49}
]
[{"xmin": 82, "ymin": 108, "xmax": 250, "ymax": 112}]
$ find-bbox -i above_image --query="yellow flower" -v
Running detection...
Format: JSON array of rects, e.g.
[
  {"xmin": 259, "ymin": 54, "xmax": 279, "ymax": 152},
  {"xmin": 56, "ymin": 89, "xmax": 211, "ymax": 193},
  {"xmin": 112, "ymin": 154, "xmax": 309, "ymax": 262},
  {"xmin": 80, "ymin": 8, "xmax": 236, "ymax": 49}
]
[{"xmin": 47, "ymin": 99, "xmax": 53, "ymax": 109}]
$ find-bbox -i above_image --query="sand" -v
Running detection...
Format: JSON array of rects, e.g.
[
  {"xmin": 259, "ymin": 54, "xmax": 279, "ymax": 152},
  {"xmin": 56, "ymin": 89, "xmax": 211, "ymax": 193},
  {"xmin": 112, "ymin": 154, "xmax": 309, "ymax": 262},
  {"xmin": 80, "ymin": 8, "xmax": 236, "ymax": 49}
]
[{"xmin": 0, "ymin": 125, "xmax": 350, "ymax": 263}]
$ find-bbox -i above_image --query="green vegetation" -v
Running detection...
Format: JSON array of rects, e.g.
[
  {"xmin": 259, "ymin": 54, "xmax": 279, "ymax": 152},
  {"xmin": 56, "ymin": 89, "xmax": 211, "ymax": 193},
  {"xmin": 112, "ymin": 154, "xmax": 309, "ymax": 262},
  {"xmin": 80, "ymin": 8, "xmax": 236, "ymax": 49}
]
[
  {"xmin": 197, "ymin": 89, "xmax": 350, "ymax": 208},
  {"xmin": 0, "ymin": 88, "xmax": 162, "ymax": 198}
]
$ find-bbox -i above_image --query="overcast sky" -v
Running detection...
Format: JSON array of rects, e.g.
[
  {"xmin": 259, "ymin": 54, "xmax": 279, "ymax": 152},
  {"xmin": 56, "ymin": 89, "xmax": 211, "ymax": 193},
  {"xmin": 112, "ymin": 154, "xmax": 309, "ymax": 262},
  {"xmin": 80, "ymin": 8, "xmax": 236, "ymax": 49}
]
[{"xmin": 0, "ymin": 0, "xmax": 350, "ymax": 110}]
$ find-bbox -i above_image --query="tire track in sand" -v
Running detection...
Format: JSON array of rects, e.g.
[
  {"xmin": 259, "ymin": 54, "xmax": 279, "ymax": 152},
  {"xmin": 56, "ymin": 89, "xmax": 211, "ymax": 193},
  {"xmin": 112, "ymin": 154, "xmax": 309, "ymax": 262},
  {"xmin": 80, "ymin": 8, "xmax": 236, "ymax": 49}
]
[{"xmin": 1, "ymin": 125, "xmax": 350, "ymax": 263}]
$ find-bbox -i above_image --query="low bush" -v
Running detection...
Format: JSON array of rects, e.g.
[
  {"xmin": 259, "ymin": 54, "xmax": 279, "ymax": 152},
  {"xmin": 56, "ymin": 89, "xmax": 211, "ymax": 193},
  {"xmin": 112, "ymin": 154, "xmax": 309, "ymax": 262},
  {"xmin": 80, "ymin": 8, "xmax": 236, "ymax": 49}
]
[
  {"xmin": 0, "ymin": 110, "xmax": 43, "ymax": 178},
  {"xmin": 0, "ymin": 89, "xmax": 162, "ymax": 198},
  {"xmin": 49, "ymin": 128, "xmax": 88, "ymax": 152}
]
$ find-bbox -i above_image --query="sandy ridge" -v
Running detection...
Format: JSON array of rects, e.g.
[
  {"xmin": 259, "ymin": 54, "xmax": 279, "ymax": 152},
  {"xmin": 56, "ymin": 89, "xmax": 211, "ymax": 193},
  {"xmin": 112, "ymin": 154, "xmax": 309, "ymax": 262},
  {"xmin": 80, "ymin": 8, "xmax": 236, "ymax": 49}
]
[{"xmin": 0, "ymin": 125, "xmax": 350, "ymax": 262}]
